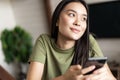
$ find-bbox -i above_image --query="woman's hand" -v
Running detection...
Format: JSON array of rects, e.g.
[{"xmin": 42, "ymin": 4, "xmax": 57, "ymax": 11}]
[
  {"xmin": 84, "ymin": 63, "xmax": 117, "ymax": 80},
  {"xmin": 62, "ymin": 65, "xmax": 95, "ymax": 80}
]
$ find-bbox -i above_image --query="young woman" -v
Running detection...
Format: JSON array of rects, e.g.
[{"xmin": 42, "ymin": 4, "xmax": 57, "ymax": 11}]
[{"xmin": 26, "ymin": 0, "xmax": 116, "ymax": 80}]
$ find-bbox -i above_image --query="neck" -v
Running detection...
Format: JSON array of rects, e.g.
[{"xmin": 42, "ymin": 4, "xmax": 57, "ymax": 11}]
[{"xmin": 57, "ymin": 34, "xmax": 75, "ymax": 50}]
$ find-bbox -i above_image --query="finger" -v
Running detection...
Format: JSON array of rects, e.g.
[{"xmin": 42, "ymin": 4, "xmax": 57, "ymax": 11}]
[
  {"xmin": 93, "ymin": 66, "xmax": 106, "ymax": 74},
  {"xmin": 70, "ymin": 65, "xmax": 82, "ymax": 70},
  {"xmin": 81, "ymin": 65, "xmax": 95, "ymax": 74},
  {"xmin": 89, "ymin": 70, "xmax": 106, "ymax": 80},
  {"xmin": 84, "ymin": 72, "xmax": 104, "ymax": 80}
]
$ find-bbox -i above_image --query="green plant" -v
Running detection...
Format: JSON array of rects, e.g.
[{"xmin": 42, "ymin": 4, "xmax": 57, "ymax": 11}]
[{"xmin": 0, "ymin": 26, "xmax": 32, "ymax": 63}]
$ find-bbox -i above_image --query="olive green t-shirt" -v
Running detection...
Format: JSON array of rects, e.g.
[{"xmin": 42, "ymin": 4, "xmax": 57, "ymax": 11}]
[{"xmin": 29, "ymin": 34, "xmax": 103, "ymax": 80}]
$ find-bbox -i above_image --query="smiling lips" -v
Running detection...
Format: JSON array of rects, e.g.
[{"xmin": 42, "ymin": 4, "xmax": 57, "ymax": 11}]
[{"xmin": 70, "ymin": 28, "xmax": 80, "ymax": 34}]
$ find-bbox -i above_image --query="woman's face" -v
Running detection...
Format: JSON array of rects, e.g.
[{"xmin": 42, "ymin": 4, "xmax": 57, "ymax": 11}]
[{"xmin": 57, "ymin": 2, "xmax": 87, "ymax": 41}]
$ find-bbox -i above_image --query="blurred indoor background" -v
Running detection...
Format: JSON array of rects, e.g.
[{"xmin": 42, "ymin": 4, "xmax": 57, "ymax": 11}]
[{"xmin": 0, "ymin": 0, "xmax": 120, "ymax": 79}]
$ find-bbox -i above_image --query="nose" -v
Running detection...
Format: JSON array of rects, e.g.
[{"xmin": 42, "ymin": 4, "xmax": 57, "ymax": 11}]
[{"xmin": 73, "ymin": 18, "xmax": 80, "ymax": 26}]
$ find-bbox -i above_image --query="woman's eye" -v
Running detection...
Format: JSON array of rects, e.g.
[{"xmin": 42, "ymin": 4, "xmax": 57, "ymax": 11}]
[
  {"xmin": 68, "ymin": 13, "xmax": 75, "ymax": 17},
  {"xmin": 82, "ymin": 17, "xmax": 87, "ymax": 21}
]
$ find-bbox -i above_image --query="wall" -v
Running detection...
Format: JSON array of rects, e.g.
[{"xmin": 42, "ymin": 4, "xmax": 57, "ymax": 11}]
[
  {"xmin": 11, "ymin": 0, "xmax": 49, "ymax": 44},
  {"xmin": 50, "ymin": 0, "xmax": 116, "ymax": 12},
  {"xmin": 50, "ymin": 0, "xmax": 61, "ymax": 13},
  {"xmin": 97, "ymin": 39, "xmax": 120, "ymax": 63},
  {"xmin": 0, "ymin": 0, "xmax": 16, "ymax": 77},
  {"xmin": 85, "ymin": 0, "xmax": 116, "ymax": 4},
  {"xmin": 0, "ymin": 0, "xmax": 16, "ymax": 32}
]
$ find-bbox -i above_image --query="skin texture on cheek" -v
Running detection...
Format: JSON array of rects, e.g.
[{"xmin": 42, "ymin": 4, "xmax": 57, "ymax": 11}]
[{"xmin": 58, "ymin": 16, "xmax": 75, "ymax": 40}]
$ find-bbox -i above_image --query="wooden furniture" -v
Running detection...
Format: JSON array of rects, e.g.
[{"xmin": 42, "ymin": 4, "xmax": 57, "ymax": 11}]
[
  {"xmin": 0, "ymin": 65, "xmax": 16, "ymax": 80},
  {"xmin": 44, "ymin": 0, "xmax": 52, "ymax": 26}
]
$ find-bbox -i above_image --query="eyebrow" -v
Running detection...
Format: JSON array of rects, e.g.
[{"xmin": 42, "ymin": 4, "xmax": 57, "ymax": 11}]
[{"xmin": 63, "ymin": 9, "xmax": 87, "ymax": 17}]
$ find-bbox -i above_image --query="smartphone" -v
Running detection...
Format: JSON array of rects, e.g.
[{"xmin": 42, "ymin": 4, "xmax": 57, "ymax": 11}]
[{"xmin": 83, "ymin": 57, "xmax": 107, "ymax": 75}]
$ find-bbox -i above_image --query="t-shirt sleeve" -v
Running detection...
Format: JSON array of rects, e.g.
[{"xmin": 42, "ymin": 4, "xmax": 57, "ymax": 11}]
[
  {"xmin": 89, "ymin": 34, "xmax": 104, "ymax": 57},
  {"xmin": 28, "ymin": 35, "xmax": 46, "ymax": 64}
]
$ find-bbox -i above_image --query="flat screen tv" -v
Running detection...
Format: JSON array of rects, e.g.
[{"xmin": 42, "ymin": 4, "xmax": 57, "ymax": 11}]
[{"xmin": 89, "ymin": 1, "xmax": 120, "ymax": 38}]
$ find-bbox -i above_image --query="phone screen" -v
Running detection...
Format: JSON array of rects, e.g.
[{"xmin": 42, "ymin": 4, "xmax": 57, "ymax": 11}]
[{"xmin": 83, "ymin": 57, "xmax": 107, "ymax": 75}]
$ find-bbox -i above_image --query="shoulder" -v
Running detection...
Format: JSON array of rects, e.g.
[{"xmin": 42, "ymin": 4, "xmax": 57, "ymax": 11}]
[
  {"xmin": 34, "ymin": 34, "xmax": 52, "ymax": 47},
  {"xmin": 38, "ymin": 34, "xmax": 51, "ymax": 40},
  {"xmin": 89, "ymin": 34, "xmax": 100, "ymax": 47},
  {"xmin": 36, "ymin": 34, "xmax": 52, "ymax": 43},
  {"xmin": 89, "ymin": 34, "xmax": 104, "ymax": 57},
  {"xmin": 89, "ymin": 34, "xmax": 96, "ymax": 44}
]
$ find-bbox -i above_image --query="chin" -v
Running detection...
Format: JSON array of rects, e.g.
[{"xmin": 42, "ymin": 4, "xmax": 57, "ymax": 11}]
[
  {"xmin": 71, "ymin": 35, "xmax": 82, "ymax": 40},
  {"xmin": 73, "ymin": 38, "xmax": 80, "ymax": 40},
  {"xmin": 69, "ymin": 36, "xmax": 80, "ymax": 41}
]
